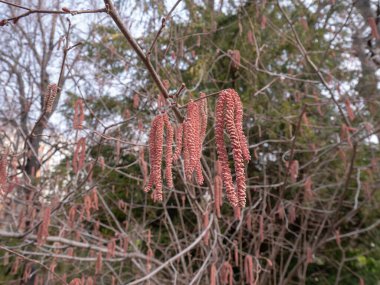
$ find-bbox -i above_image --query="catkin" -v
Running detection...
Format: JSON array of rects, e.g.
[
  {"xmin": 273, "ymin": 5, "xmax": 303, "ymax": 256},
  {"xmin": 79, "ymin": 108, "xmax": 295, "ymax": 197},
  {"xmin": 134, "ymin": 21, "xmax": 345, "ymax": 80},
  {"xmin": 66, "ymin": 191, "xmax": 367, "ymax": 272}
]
[
  {"xmin": 73, "ymin": 137, "xmax": 86, "ymax": 174},
  {"xmin": 163, "ymin": 114, "xmax": 174, "ymax": 188},
  {"xmin": 145, "ymin": 113, "xmax": 174, "ymax": 201},
  {"xmin": 244, "ymin": 255, "xmax": 254, "ymax": 285},
  {"xmin": 0, "ymin": 152, "xmax": 7, "ymax": 194},
  {"xmin": 182, "ymin": 94, "xmax": 208, "ymax": 184},
  {"xmin": 37, "ymin": 207, "xmax": 51, "ymax": 245},
  {"xmin": 44, "ymin": 83, "xmax": 58, "ymax": 113},
  {"xmin": 215, "ymin": 89, "xmax": 251, "ymax": 208},
  {"xmin": 173, "ymin": 124, "xmax": 183, "ymax": 162},
  {"xmin": 73, "ymin": 99, "xmax": 85, "ymax": 130}
]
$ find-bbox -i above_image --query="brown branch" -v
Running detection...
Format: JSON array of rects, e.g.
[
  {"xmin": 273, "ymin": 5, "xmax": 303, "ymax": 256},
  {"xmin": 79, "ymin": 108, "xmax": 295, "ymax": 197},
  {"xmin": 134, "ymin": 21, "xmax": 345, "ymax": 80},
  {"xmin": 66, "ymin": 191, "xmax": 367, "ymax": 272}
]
[
  {"xmin": 0, "ymin": 0, "xmax": 106, "ymax": 24},
  {"xmin": 103, "ymin": 0, "xmax": 184, "ymax": 123}
]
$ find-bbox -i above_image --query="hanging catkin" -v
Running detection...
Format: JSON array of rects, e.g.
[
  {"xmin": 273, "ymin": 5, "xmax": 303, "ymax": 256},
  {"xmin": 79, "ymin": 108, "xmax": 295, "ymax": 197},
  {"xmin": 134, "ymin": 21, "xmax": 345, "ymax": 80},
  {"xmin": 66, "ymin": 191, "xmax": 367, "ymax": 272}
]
[
  {"xmin": 182, "ymin": 93, "xmax": 208, "ymax": 184},
  {"xmin": 0, "ymin": 151, "xmax": 7, "ymax": 194},
  {"xmin": 145, "ymin": 113, "xmax": 174, "ymax": 201},
  {"xmin": 173, "ymin": 124, "xmax": 183, "ymax": 162},
  {"xmin": 163, "ymin": 114, "xmax": 174, "ymax": 188},
  {"xmin": 244, "ymin": 255, "xmax": 254, "ymax": 285},
  {"xmin": 215, "ymin": 89, "xmax": 251, "ymax": 208},
  {"xmin": 44, "ymin": 83, "xmax": 58, "ymax": 113},
  {"xmin": 210, "ymin": 263, "xmax": 217, "ymax": 285},
  {"xmin": 73, "ymin": 99, "xmax": 84, "ymax": 130},
  {"xmin": 37, "ymin": 207, "xmax": 51, "ymax": 245},
  {"xmin": 73, "ymin": 137, "xmax": 86, "ymax": 174}
]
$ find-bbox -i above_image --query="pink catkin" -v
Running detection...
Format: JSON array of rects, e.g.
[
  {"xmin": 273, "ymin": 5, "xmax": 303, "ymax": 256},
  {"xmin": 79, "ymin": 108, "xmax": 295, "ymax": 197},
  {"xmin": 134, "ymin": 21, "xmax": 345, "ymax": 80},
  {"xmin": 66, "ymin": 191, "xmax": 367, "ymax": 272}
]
[
  {"xmin": 335, "ymin": 229, "xmax": 341, "ymax": 246},
  {"xmin": 73, "ymin": 137, "xmax": 86, "ymax": 174},
  {"xmin": 163, "ymin": 114, "xmax": 174, "ymax": 188},
  {"xmin": 306, "ymin": 246, "xmax": 313, "ymax": 264},
  {"xmin": 230, "ymin": 50, "xmax": 241, "ymax": 69},
  {"xmin": 340, "ymin": 124, "xmax": 352, "ymax": 148},
  {"xmin": 210, "ymin": 263, "xmax": 217, "ymax": 285},
  {"xmin": 144, "ymin": 115, "xmax": 164, "ymax": 201},
  {"xmin": 220, "ymin": 261, "xmax": 233, "ymax": 285},
  {"xmin": 123, "ymin": 236, "xmax": 129, "ymax": 252},
  {"xmin": 234, "ymin": 240, "xmax": 239, "ymax": 266},
  {"xmin": 23, "ymin": 262, "xmax": 32, "ymax": 283},
  {"xmin": 95, "ymin": 252, "xmax": 102, "ymax": 274},
  {"xmin": 0, "ymin": 152, "xmax": 7, "ymax": 194},
  {"xmin": 182, "ymin": 94, "xmax": 208, "ymax": 184},
  {"xmin": 215, "ymin": 92, "xmax": 238, "ymax": 207},
  {"xmin": 92, "ymin": 188, "xmax": 99, "ymax": 210},
  {"xmin": 184, "ymin": 101, "xmax": 201, "ymax": 180},
  {"xmin": 304, "ymin": 176, "xmax": 314, "ymax": 201},
  {"xmin": 37, "ymin": 207, "xmax": 51, "ymax": 245},
  {"xmin": 67, "ymin": 247, "xmax": 74, "ymax": 257},
  {"xmin": 44, "ymin": 83, "xmax": 58, "ymax": 113},
  {"xmin": 86, "ymin": 277, "xmax": 94, "ymax": 285},
  {"xmin": 147, "ymin": 248, "xmax": 153, "ymax": 273},
  {"xmin": 173, "ymin": 124, "xmax": 183, "ymax": 161},
  {"xmin": 288, "ymin": 205, "xmax": 296, "ymax": 224},
  {"xmin": 247, "ymin": 30, "xmax": 254, "ymax": 45},
  {"xmin": 107, "ymin": 238, "xmax": 116, "ymax": 259},
  {"xmin": 196, "ymin": 93, "xmax": 208, "ymax": 185},
  {"xmin": 73, "ymin": 99, "xmax": 85, "ymax": 130},
  {"xmin": 234, "ymin": 206, "xmax": 241, "ymax": 220},
  {"xmin": 244, "ymin": 255, "xmax": 254, "ymax": 285},
  {"xmin": 287, "ymin": 160, "xmax": 299, "ymax": 183},
  {"xmin": 345, "ymin": 98, "xmax": 355, "ymax": 121},
  {"xmin": 69, "ymin": 278, "xmax": 82, "ymax": 285},
  {"xmin": 84, "ymin": 195, "xmax": 92, "ymax": 220},
  {"xmin": 227, "ymin": 92, "xmax": 248, "ymax": 207},
  {"xmin": 133, "ymin": 93, "xmax": 140, "ymax": 109},
  {"xmin": 216, "ymin": 89, "xmax": 251, "ymax": 208},
  {"xmin": 99, "ymin": 156, "xmax": 105, "ymax": 171}
]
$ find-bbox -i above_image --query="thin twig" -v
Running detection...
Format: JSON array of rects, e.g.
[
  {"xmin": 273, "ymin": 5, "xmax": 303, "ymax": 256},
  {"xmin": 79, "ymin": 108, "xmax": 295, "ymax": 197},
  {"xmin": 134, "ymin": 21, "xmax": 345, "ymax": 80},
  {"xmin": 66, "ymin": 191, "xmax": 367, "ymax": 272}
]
[
  {"xmin": 127, "ymin": 214, "xmax": 214, "ymax": 285},
  {"xmin": 147, "ymin": 0, "xmax": 182, "ymax": 57}
]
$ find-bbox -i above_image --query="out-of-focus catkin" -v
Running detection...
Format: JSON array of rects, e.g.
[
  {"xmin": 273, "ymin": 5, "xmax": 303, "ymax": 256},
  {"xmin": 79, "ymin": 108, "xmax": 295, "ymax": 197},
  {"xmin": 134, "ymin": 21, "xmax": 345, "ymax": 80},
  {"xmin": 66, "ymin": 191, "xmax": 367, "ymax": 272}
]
[
  {"xmin": 37, "ymin": 207, "xmax": 51, "ymax": 245},
  {"xmin": 210, "ymin": 263, "xmax": 217, "ymax": 285},
  {"xmin": 0, "ymin": 151, "xmax": 8, "ymax": 194},
  {"xmin": 73, "ymin": 99, "xmax": 85, "ymax": 130},
  {"xmin": 73, "ymin": 137, "xmax": 86, "ymax": 174},
  {"xmin": 44, "ymin": 83, "xmax": 58, "ymax": 113}
]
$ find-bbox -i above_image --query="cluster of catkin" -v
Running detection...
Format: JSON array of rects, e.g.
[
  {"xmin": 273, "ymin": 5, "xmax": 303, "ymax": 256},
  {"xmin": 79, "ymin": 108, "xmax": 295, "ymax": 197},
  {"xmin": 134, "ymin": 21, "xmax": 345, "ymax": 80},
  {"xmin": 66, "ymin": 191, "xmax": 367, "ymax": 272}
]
[
  {"xmin": 144, "ymin": 113, "xmax": 174, "ymax": 201},
  {"xmin": 145, "ymin": 89, "xmax": 250, "ymax": 209},
  {"xmin": 215, "ymin": 89, "xmax": 251, "ymax": 208}
]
